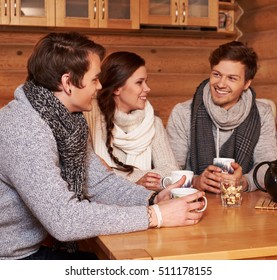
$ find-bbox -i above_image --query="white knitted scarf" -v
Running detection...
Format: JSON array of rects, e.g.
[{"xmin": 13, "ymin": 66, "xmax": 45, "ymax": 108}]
[{"xmin": 92, "ymin": 100, "xmax": 155, "ymax": 170}]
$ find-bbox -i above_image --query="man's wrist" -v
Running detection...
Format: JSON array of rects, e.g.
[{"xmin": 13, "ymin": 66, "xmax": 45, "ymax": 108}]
[
  {"xmin": 151, "ymin": 204, "xmax": 163, "ymax": 228},
  {"xmin": 147, "ymin": 206, "xmax": 158, "ymax": 228},
  {"xmin": 148, "ymin": 191, "xmax": 158, "ymax": 205}
]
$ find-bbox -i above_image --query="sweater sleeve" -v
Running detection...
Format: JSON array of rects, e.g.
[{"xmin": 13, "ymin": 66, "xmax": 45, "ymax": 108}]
[
  {"xmin": 0, "ymin": 107, "xmax": 150, "ymax": 242},
  {"xmin": 85, "ymin": 144, "xmax": 154, "ymax": 205},
  {"xmin": 115, "ymin": 116, "xmax": 179, "ymax": 183},
  {"xmin": 166, "ymin": 101, "xmax": 192, "ymax": 169}
]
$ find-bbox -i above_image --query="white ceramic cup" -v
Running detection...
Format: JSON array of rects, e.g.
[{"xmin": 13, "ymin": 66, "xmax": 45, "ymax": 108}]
[
  {"xmin": 162, "ymin": 170, "xmax": 194, "ymax": 189},
  {"xmin": 171, "ymin": 188, "xmax": 207, "ymax": 212},
  {"xmin": 213, "ymin": 157, "xmax": 235, "ymax": 174}
]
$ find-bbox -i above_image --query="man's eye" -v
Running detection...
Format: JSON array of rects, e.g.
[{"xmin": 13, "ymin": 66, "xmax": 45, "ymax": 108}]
[{"xmin": 229, "ymin": 77, "xmax": 237, "ymax": 81}]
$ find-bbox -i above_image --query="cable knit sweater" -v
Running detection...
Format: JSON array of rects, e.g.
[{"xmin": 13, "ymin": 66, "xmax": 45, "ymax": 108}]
[
  {"xmin": 0, "ymin": 85, "xmax": 152, "ymax": 260},
  {"xmin": 108, "ymin": 116, "xmax": 179, "ymax": 182},
  {"xmin": 84, "ymin": 104, "xmax": 179, "ymax": 183},
  {"xmin": 166, "ymin": 98, "xmax": 277, "ymax": 192}
]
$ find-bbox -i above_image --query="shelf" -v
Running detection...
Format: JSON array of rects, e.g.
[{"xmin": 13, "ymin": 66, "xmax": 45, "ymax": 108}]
[{"xmin": 219, "ymin": 2, "xmax": 236, "ymax": 10}]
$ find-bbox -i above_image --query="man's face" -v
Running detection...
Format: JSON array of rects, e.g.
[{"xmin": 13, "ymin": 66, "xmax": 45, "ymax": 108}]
[
  {"xmin": 209, "ymin": 60, "xmax": 252, "ymax": 110},
  {"xmin": 69, "ymin": 53, "xmax": 102, "ymax": 113}
]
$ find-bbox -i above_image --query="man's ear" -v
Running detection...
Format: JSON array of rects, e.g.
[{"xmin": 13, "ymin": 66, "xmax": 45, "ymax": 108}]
[
  {"xmin": 244, "ymin": 79, "xmax": 252, "ymax": 91},
  {"xmin": 61, "ymin": 73, "xmax": 72, "ymax": 95}
]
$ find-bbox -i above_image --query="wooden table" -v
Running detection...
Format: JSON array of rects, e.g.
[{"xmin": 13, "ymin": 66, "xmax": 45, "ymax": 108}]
[{"xmin": 83, "ymin": 190, "xmax": 277, "ymax": 260}]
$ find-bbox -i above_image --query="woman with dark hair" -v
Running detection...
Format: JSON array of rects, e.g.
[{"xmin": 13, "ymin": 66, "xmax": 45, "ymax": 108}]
[{"xmin": 85, "ymin": 51, "xmax": 178, "ymax": 191}]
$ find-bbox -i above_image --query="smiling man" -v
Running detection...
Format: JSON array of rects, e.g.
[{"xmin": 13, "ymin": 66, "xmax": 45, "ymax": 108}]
[{"xmin": 166, "ymin": 41, "xmax": 277, "ymax": 194}]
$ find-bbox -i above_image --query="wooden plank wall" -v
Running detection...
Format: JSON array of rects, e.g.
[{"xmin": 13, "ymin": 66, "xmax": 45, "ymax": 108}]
[
  {"xmin": 0, "ymin": 30, "xmax": 231, "ymax": 125},
  {"xmin": 1, "ymin": 2, "xmax": 276, "ymax": 125},
  {"xmin": 237, "ymin": 0, "xmax": 277, "ymax": 106}
]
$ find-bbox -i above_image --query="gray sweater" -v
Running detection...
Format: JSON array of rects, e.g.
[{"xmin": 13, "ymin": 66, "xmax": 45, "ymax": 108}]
[
  {"xmin": 167, "ymin": 99, "xmax": 277, "ymax": 192},
  {"xmin": 0, "ymin": 86, "xmax": 152, "ymax": 259}
]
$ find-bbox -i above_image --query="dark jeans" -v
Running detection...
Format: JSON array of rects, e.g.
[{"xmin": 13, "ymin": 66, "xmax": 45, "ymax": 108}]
[{"xmin": 21, "ymin": 245, "xmax": 98, "ymax": 260}]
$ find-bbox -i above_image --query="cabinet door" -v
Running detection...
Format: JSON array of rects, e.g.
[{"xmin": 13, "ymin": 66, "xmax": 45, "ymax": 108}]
[
  {"xmin": 56, "ymin": 0, "xmax": 139, "ymax": 29},
  {"xmin": 0, "ymin": 0, "xmax": 55, "ymax": 26},
  {"xmin": 140, "ymin": 0, "xmax": 173, "ymax": 25},
  {"xmin": 99, "ymin": 0, "xmax": 139, "ymax": 29},
  {"xmin": 56, "ymin": 0, "xmax": 97, "ymax": 28},
  {"xmin": 140, "ymin": 0, "xmax": 217, "ymax": 27},
  {"xmin": 185, "ymin": 0, "xmax": 217, "ymax": 27}
]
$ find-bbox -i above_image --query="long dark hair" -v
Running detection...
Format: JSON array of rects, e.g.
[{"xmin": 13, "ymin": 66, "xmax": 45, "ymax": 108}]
[{"xmin": 97, "ymin": 51, "xmax": 145, "ymax": 173}]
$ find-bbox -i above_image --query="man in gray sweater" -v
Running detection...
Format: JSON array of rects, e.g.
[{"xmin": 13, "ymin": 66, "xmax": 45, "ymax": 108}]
[
  {"xmin": 0, "ymin": 32, "xmax": 205, "ymax": 260},
  {"xmin": 167, "ymin": 41, "xmax": 277, "ymax": 194}
]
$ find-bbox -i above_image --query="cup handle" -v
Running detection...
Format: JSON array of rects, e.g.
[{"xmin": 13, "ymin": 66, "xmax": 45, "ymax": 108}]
[
  {"xmin": 161, "ymin": 176, "xmax": 171, "ymax": 189},
  {"xmin": 195, "ymin": 196, "xmax": 207, "ymax": 212}
]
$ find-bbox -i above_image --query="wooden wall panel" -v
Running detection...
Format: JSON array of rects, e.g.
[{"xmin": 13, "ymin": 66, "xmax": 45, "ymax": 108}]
[
  {"xmin": 238, "ymin": 0, "xmax": 277, "ymax": 11},
  {"xmin": 2, "ymin": 15, "xmax": 276, "ymax": 124},
  {"xmin": 147, "ymin": 74, "xmax": 207, "ymax": 97},
  {"xmin": 237, "ymin": 5, "xmax": 277, "ymax": 33},
  {"xmin": 237, "ymin": 0, "xmax": 277, "ymax": 110},
  {"xmin": 105, "ymin": 47, "xmax": 212, "ymax": 74},
  {"xmin": 0, "ymin": 30, "xmax": 230, "ymax": 124},
  {"xmin": 254, "ymin": 59, "xmax": 277, "ymax": 85},
  {"xmin": 242, "ymin": 31, "xmax": 277, "ymax": 60}
]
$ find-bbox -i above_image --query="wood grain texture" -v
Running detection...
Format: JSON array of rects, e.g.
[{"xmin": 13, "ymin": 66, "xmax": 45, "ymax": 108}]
[
  {"xmin": 237, "ymin": 6, "xmax": 277, "ymax": 33},
  {"xmin": 238, "ymin": 0, "xmax": 277, "ymax": 114},
  {"xmin": 1, "ymin": 1, "xmax": 277, "ymax": 124},
  {"xmin": 92, "ymin": 191, "xmax": 277, "ymax": 260},
  {"xmin": 238, "ymin": 0, "xmax": 277, "ymax": 11}
]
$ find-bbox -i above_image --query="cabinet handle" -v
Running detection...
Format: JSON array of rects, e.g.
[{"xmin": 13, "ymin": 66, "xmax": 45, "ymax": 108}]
[
  {"xmin": 93, "ymin": 0, "xmax": 97, "ymax": 20},
  {"xmin": 13, "ymin": 0, "xmax": 17, "ymax": 16},
  {"xmin": 182, "ymin": 2, "xmax": 186, "ymax": 23},
  {"xmin": 4, "ymin": 0, "xmax": 8, "ymax": 16},
  {"xmin": 174, "ymin": 2, "xmax": 178, "ymax": 23},
  {"xmin": 101, "ymin": 0, "xmax": 105, "ymax": 20}
]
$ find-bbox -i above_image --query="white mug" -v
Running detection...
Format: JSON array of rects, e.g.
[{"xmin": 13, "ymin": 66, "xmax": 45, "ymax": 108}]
[
  {"xmin": 162, "ymin": 170, "xmax": 194, "ymax": 189},
  {"xmin": 171, "ymin": 188, "xmax": 207, "ymax": 212},
  {"xmin": 213, "ymin": 158, "xmax": 235, "ymax": 174}
]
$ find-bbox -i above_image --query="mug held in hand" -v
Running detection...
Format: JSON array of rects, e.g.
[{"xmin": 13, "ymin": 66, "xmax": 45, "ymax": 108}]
[
  {"xmin": 171, "ymin": 188, "xmax": 207, "ymax": 212},
  {"xmin": 162, "ymin": 170, "xmax": 194, "ymax": 189}
]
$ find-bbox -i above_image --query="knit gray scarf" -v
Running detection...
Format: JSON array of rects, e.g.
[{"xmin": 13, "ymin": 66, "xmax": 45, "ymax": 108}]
[
  {"xmin": 23, "ymin": 81, "xmax": 89, "ymax": 201},
  {"xmin": 190, "ymin": 79, "xmax": 261, "ymax": 175},
  {"xmin": 24, "ymin": 80, "xmax": 90, "ymax": 253}
]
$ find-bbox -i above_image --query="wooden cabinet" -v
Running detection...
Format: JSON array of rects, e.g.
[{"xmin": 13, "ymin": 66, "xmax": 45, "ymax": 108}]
[
  {"xmin": 140, "ymin": 0, "xmax": 218, "ymax": 28},
  {"xmin": 0, "ymin": 0, "xmax": 139, "ymax": 29},
  {"xmin": 55, "ymin": 0, "xmax": 139, "ymax": 29},
  {"xmin": 0, "ymin": 0, "xmax": 241, "ymax": 34},
  {"xmin": 0, "ymin": 0, "xmax": 55, "ymax": 26}
]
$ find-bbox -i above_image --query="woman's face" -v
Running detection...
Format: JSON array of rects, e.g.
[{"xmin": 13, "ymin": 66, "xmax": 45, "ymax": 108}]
[{"xmin": 113, "ymin": 66, "xmax": 151, "ymax": 113}]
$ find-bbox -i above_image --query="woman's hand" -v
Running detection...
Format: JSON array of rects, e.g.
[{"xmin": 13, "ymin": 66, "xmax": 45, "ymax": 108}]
[
  {"xmin": 155, "ymin": 176, "xmax": 186, "ymax": 203},
  {"xmin": 136, "ymin": 172, "xmax": 162, "ymax": 191}
]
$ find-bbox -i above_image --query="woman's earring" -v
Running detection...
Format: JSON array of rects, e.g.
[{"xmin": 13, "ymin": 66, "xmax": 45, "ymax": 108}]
[{"xmin": 69, "ymin": 89, "xmax": 72, "ymax": 94}]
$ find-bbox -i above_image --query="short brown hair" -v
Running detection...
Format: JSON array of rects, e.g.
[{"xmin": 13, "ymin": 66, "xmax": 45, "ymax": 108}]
[
  {"xmin": 209, "ymin": 41, "xmax": 258, "ymax": 81},
  {"xmin": 27, "ymin": 32, "xmax": 105, "ymax": 91}
]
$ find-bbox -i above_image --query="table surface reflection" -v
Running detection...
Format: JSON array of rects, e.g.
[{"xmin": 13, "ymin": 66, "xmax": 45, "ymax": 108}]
[{"xmin": 86, "ymin": 190, "xmax": 277, "ymax": 260}]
